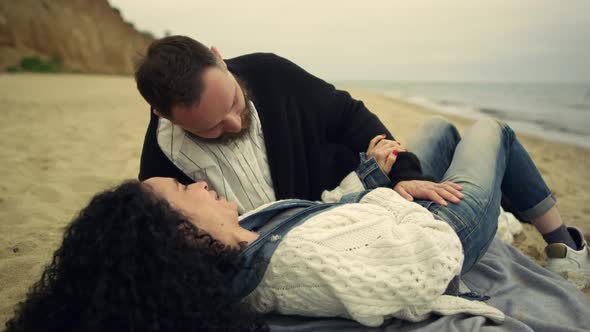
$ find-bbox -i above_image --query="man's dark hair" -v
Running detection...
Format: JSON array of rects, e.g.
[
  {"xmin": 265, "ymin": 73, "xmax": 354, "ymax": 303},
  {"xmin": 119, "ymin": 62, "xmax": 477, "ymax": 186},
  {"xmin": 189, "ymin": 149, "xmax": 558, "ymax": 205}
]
[
  {"xmin": 134, "ymin": 35, "xmax": 221, "ymax": 118},
  {"xmin": 5, "ymin": 180, "xmax": 267, "ymax": 332}
]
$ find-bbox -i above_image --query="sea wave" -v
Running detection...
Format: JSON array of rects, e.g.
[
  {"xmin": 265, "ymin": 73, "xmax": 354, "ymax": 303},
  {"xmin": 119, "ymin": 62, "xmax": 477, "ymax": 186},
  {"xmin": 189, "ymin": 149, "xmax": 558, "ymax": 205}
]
[
  {"xmin": 386, "ymin": 92, "xmax": 590, "ymax": 149},
  {"xmin": 568, "ymin": 103, "xmax": 590, "ymax": 111},
  {"xmin": 345, "ymin": 81, "xmax": 590, "ymax": 149}
]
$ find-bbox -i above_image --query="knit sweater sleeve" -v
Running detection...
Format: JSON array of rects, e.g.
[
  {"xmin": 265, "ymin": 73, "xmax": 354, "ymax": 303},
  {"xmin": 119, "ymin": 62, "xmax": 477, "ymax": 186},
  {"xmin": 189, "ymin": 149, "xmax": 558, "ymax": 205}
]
[
  {"xmin": 320, "ymin": 171, "xmax": 364, "ymax": 203},
  {"xmin": 247, "ymin": 188, "xmax": 464, "ymax": 326}
]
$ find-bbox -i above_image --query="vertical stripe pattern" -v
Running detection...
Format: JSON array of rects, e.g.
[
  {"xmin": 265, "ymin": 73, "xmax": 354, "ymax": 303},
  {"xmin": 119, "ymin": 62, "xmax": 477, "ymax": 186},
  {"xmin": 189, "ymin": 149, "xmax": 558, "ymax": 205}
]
[{"xmin": 156, "ymin": 102, "xmax": 276, "ymax": 214}]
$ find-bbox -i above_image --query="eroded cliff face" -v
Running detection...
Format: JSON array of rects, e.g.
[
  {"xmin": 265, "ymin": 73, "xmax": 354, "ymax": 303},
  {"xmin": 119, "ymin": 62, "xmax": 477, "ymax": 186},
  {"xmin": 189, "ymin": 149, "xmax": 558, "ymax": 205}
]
[{"xmin": 0, "ymin": 0, "xmax": 153, "ymax": 74}]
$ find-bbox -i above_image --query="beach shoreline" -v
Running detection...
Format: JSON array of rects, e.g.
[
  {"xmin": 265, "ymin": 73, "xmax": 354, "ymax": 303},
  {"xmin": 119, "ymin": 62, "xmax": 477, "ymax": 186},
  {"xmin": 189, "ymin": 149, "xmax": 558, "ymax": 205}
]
[
  {"xmin": 339, "ymin": 82, "xmax": 590, "ymax": 151},
  {"xmin": 345, "ymin": 87, "xmax": 590, "ymax": 297},
  {"xmin": 0, "ymin": 74, "xmax": 588, "ymax": 324}
]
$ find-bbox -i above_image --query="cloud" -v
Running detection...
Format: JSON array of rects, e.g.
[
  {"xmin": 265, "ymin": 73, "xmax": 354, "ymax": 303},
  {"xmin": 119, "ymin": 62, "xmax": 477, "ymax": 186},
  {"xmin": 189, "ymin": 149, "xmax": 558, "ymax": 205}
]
[{"xmin": 109, "ymin": 0, "xmax": 590, "ymax": 81}]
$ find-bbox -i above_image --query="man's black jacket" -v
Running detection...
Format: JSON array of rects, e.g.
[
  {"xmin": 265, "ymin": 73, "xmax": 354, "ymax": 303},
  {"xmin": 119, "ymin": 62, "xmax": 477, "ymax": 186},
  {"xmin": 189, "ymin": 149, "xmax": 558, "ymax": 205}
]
[{"xmin": 139, "ymin": 53, "xmax": 427, "ymax": 201}]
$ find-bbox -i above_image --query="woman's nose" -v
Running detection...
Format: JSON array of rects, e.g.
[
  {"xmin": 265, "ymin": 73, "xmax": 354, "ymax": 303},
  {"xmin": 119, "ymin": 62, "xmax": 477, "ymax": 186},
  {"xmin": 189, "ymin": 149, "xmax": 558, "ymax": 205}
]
[{"xmin": 194, "ymin": 181, "xmax": 208, "ymax": 190}]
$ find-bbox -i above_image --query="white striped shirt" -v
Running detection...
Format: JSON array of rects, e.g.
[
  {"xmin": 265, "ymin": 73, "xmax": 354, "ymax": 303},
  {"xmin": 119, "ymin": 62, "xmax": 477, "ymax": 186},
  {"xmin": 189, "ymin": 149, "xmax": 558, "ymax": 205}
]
[{"xmin": 156, "ymin": 102, "xmax": 276, "ymax": 213}]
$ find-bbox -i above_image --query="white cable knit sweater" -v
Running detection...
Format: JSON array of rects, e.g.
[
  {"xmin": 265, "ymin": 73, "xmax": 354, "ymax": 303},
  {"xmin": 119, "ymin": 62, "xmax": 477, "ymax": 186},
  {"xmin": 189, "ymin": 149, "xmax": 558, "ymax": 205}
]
[{"xmin": 245, "ymin": 186, "xmax": 505, "ymax": 326}]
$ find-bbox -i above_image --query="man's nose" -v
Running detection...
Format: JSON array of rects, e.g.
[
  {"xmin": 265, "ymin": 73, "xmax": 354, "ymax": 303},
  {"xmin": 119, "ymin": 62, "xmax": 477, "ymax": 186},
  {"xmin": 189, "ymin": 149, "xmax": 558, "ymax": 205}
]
[{"xmin": 223, "ymin": 111, "xmax": 242, "ymax": 133}]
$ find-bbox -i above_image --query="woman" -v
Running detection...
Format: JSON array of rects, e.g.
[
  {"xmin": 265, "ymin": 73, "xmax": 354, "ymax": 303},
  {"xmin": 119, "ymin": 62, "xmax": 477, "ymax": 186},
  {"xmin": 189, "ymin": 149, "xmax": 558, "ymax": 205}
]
[
  {"xmin": 4, "ymin": 179, "xmax": 268, "ymax": 332},
  {"xmin": 6, "ymin": 119, "xmax": 587, "ymax": 330}
]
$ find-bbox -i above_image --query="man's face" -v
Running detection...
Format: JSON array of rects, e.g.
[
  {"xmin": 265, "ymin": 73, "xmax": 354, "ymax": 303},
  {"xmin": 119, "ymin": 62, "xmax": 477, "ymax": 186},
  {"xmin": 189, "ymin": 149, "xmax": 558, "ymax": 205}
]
[{"xmin": 168, "ymin": 66, "xmax": 251, "ymax": 142}]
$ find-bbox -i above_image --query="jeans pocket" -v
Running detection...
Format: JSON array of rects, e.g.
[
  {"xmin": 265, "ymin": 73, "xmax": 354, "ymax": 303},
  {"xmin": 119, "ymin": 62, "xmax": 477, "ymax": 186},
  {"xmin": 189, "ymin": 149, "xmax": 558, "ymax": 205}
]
[{"xmin": 429, "ymin": 203, "xmax": 469, "ymax": 235}]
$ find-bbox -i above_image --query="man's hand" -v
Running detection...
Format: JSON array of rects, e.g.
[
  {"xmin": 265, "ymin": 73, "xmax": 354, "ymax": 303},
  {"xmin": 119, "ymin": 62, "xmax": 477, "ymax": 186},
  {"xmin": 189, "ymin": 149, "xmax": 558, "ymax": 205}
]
[{"xmin": 393, "ymin": 180, "xmax": 464, "ymax": 206}]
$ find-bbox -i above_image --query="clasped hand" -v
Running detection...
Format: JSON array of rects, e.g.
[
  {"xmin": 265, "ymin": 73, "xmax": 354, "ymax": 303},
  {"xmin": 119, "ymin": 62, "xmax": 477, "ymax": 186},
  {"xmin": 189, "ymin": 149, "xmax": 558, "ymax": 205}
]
[{"xmin": 367, "ymin": 134, "xmax": 464, "ymax": 206}]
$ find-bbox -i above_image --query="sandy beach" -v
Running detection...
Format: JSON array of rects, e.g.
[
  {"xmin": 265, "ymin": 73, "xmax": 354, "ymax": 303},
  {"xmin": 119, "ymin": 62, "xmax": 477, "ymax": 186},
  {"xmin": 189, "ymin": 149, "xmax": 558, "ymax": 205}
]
[{"xmin": 0, "ymin": 73, "xmax": 588, "ymax": 325}]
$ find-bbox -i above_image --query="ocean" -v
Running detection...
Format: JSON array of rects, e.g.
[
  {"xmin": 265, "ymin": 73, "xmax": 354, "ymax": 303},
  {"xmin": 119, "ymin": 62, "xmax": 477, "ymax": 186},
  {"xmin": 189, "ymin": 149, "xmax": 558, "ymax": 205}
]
[{"xmin": 340, "ymin": 81, "xmax": 590, "ymax": 149}]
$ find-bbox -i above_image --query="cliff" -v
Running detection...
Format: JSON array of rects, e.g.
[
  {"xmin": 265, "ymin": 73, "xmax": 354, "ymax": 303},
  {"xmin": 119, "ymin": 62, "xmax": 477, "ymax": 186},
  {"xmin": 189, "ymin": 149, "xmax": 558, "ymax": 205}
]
[{"xmin": 0, "ymin": 0, "xmax": 153, "ymax": 74}]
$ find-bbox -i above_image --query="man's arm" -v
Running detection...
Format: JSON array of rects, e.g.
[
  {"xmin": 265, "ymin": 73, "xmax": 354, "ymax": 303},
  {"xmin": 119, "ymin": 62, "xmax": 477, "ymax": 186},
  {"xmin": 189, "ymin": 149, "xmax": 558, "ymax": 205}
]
[{"xmin": 269, "ymin": 55, "xmax": 431, "ymax": 187}]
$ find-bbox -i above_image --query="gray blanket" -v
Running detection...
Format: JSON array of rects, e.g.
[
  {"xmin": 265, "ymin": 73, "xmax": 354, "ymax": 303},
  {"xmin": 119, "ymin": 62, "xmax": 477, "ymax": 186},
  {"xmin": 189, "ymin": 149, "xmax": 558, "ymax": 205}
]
[{"xmin": 267, "ymin": 238, "xmax": 590, "ymax": 331}]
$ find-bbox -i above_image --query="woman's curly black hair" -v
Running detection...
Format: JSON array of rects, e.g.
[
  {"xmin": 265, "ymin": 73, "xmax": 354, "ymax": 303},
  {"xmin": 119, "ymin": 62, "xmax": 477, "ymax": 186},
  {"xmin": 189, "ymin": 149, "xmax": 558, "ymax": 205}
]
[{"xmin": 5, "ymin": 180, "xmax": 268, "ymax": 332}]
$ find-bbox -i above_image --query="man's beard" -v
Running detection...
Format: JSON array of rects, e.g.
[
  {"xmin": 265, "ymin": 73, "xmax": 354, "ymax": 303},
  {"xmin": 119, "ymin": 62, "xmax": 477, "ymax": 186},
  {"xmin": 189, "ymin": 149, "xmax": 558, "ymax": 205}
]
[{"xmin": 217, "ymin": 94, "xmax": 252, "ymax": 142}]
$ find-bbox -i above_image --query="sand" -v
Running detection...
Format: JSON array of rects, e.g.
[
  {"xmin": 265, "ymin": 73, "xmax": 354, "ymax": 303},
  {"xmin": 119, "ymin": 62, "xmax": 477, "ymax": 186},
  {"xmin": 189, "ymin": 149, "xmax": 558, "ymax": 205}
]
[{"xmin": 0, "ymin": 74, "xmax": 588, "ymax": 325}]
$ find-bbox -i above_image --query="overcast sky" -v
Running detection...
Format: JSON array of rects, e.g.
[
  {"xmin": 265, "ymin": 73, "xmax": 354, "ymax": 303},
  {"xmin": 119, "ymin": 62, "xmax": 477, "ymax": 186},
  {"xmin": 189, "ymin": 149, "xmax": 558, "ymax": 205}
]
[{"xmin": 109, "ymin": 0, "xmax": 590, "ymax": 82}]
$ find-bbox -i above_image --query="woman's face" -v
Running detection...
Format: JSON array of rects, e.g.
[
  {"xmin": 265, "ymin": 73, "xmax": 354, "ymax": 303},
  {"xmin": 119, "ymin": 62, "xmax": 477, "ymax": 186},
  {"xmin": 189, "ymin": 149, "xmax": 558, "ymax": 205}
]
[{"xmin": 143, "ymin": 177, "xmax": 242, "ymax": 247}]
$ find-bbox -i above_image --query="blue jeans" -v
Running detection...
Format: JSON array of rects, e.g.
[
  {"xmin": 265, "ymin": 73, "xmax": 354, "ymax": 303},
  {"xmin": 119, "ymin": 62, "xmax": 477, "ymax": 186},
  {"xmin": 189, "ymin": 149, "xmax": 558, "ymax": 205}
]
[{"xmin": 406, "ymin": 117, "xmax": 555, "ymax": 274}]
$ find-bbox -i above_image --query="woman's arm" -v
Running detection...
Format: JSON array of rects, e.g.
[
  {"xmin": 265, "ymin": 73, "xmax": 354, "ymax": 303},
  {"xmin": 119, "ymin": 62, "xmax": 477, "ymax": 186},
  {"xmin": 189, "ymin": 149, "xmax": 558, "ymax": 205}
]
[{"xmin": 320, "ymin": 171, "xmax": 365, "ymax": 202}]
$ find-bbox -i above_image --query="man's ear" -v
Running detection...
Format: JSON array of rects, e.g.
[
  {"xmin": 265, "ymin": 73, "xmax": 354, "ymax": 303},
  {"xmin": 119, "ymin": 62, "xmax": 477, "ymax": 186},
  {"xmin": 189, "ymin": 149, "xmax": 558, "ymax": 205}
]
[
  {"xmin": 210, "ymin": 46, "xmax": 227, "ymax": 69},
  {"xmin": 152, "ymin": 108, "xmax": 165, "ymax": 118}
]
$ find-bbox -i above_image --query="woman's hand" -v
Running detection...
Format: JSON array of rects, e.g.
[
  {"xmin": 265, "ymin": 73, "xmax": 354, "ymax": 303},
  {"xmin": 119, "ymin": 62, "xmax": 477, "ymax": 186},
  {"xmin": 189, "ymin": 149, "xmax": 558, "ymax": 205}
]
[
  {"xmin": 367, "ymin": 134, "xmax": 407, "ymax": 174},
  {"xmin": 393, "ymin": 180, "xmax": 464, "ymax": 206}
]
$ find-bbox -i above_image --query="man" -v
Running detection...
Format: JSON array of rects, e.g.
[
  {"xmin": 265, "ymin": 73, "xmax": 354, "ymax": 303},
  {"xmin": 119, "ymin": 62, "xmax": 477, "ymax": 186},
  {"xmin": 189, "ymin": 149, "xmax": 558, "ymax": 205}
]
[
  {"xmin": 135, "ymin": 35, "xmax": 459, "ymax": 213},
  {"xmin": 135, "ymin": 36, "xmax": 588, "ymax": 281}
]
